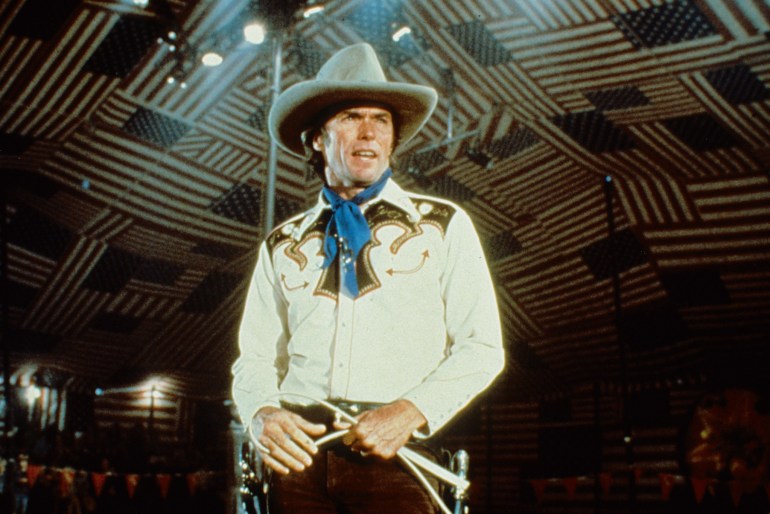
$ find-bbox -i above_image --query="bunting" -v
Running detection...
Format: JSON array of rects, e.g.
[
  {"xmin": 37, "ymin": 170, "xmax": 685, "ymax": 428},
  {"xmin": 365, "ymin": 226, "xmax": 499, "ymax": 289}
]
[
  {"xmin": 658, "ymin": 473, "xmax": 676, "ymax": 501},
  {"xmin": 186, "ymin": 472, "xmax": 199, "ymax": 496},
  {"xmin": 563, "ymin": 476, "xmax": 578, "ymax": 500},
  {"xmin": 156, "ymin": 473, "xmax": 172, "ymax": 499},
  {"xmin": 125, "ymin": 474, "xmax": 140, "ymax": 499},
  {"xmin": 598, "ymin": 472, "xmax": 612, "ymax": 496},
  {"xmin": 528, "ymin": 479, "xmax": 547, "ymax": 503},
  {"xmin": 11, "ymin": 464, "xmax": 222, "ymax": 503},
  {"xmin": 91, "ymin": 472, "xmax": 106, "ymax": 497},
  {"xmin": 690, "ymin": 477, "xmax": 710, "ymax": 504},
  {"xmin": 27, "ymin": 464, "xmax": 42, "ymax": 488},
  {"xmin": 59, "ymin": 469, "xmax": 75, "ymax": 497},
  {"xmin": 729, "ymin": 480, "xmax": 743, "ymax": 507},
  {"xmin": 524, "ymin": 469, "xmax": 770, "ymax": 506}
]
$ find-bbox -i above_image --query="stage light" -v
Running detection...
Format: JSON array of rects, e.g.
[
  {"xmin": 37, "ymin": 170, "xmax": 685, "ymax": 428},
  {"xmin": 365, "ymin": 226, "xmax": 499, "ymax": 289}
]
[
  {"xmin": 166, "ymin": 76, "xmax": 175, "ymax": 84},
  {"xmin": 392, "ymin": 25, "xmax": 412, "ymax": 42},
  {"xmin": 303, "ymin": 5, "xmax": 325, "ymax": 18},
  {"xmin": 243, "ymin": 22, "xmax": 266, "ymax": 44},
  {"xmin": 25, "ymin": 386, "xmax": 41, "ymax": 406},
  {"xmin": 201, "ymin": 51, "xmax": 224, "ymax": 66}
]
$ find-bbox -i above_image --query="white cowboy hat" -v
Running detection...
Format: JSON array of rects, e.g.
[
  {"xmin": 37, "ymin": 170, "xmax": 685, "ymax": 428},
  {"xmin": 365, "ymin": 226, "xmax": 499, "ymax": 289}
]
[{"xmin": 268, "ymin": 42, "xmax": 438, "ymax": 158}]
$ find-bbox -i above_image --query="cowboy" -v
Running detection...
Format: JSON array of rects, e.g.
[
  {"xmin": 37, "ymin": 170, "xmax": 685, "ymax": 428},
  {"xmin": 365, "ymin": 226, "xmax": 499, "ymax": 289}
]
[{"xmin": 232, "ymin": 42, "xmax": 504, "ymax": 513}]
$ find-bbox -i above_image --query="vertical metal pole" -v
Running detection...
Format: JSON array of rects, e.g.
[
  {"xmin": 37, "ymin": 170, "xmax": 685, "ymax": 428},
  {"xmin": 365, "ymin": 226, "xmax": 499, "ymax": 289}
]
[
  {"xmin": 603, "ymin": 176, "xmax": 636, "ymax": 513},
  {"xmin": 443, "ymin": 68, "xmax": 455, "ymax": 140},
  {"xmin": 264, "ymin": 32, "xmax": 283, "ymax": 235},
  {"xmin": 1, "ymin": 185, "xmax": 12, "ymax": 491}
]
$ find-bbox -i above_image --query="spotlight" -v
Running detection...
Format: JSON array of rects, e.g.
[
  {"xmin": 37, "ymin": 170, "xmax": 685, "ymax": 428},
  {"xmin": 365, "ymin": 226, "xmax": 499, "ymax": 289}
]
[
  {"xmin": 392, "ymin": 25, "xmax": 412, "ymax": 42},
  {"xmin": 133, "ymin": 0, "xmax": 149, "ymax": 7},
  {"xmin": 303, "ymin": 5, "xmax": 325, "ymax": 18},
  {"xmin": 166, "ymin": 76, "xmax": 176, "ymax": 84},
  {"xmin": 25, "ymin": 386, "xmax": 41, "ymax": 406},
  {"xmin": 243, "ymin": 22, "xmax": 266, "ymax": 44},
  {"xmin": 201, "ymin": 52, "xmax": 224, "ymax": 66}
]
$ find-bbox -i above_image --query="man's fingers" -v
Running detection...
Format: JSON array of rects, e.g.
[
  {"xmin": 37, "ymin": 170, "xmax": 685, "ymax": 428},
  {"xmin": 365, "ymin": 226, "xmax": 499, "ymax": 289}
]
[
  {"xmin": 262, "ymin": 452, "xmax": 291, "ymax": 475},
  {"xmin": 260, "ymin": 433, "xmax": 313, "ymax": 471},
  {"xmin": 296, "ymin": 416, "xmax": 328, "ymax": 436},
  {"xmin": 284, "ymin": 424, "xmax": 320, "ymax": 457},
  {"xmin": 253, "ymin": 408, "xmax": 329, "ymax": 473}
]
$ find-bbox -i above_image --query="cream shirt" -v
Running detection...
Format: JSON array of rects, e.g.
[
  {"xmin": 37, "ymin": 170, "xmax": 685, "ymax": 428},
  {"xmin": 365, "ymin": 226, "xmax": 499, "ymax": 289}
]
[{"xmin": 232, "ymin": 179, "xmax": 504, "ymax": 435}]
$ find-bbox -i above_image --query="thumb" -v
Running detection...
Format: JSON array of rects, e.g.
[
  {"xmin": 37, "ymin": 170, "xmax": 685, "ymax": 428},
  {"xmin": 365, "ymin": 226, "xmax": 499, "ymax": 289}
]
[{"xmin": 333, "ymin": 420, "xmax": 353, "ymax": 431}]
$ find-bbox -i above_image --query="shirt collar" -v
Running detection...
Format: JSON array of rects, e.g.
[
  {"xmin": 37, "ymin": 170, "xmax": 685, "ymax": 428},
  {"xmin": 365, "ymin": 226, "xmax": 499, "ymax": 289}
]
[{"xmin": 293, "ymin": 177, "xmax": 421, "ymax": 241}]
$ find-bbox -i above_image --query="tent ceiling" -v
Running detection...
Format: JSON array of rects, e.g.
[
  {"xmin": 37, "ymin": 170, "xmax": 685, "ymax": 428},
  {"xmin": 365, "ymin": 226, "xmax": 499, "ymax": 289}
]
[{"xmin": 2, "ymin": 0, "xmax": 769, "ymax": 399}]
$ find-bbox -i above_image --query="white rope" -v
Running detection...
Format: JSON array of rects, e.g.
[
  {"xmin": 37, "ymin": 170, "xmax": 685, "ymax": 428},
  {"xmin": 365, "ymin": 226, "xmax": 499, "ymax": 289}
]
[{"xmin": 246, "ymin": 393, "xmax": 469, "ymax": 514}]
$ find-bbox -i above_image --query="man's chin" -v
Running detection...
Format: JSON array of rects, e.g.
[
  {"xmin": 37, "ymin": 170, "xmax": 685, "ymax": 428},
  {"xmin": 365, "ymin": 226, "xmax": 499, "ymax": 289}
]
[{"xmin": 351, "ymin": 167, "xmax": 387, "ymax": 186}]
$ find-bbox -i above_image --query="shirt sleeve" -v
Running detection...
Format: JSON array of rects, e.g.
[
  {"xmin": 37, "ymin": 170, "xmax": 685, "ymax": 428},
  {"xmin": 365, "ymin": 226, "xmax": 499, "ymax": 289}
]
[
  {"xmin": 401, "ymin": 208, "xmax": 505, "ymax": 434},
  {"xmin": 231, "ymin": 241, "xmax": 289, "ymax": 426}
]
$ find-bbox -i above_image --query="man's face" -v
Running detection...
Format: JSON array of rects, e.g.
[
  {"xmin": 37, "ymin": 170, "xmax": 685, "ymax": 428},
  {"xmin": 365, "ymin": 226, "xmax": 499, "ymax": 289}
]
[{"xmin": 313, "ymin": 105, "xmax": 394, "ymax": 189}]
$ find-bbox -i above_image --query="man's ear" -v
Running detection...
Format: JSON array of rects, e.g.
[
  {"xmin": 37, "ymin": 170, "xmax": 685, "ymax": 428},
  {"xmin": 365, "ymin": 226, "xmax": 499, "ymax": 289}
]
[{"xmin": 312, "ymin": 131, "xmax": 323, "ymax": 152}]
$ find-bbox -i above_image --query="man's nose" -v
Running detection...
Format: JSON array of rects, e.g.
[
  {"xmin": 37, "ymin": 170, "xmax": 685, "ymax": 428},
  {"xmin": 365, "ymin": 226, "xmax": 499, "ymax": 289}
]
[{"xmin": 358, "ymin": 119, "xmax": 375, "ymax": 139}]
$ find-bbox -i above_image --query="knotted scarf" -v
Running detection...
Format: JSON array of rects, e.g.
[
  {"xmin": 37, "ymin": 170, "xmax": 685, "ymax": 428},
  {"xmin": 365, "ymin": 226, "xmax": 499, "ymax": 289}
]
[{"xmin": 322, "ymin": 169, "xmax": 392, "ymax": 297}]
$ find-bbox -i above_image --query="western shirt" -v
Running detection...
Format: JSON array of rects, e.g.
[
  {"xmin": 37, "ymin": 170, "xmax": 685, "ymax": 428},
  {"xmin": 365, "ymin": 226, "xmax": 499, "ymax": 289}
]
[{"xmin": 231, "ymin": 179, "xmax": 504, "ymax": 435}]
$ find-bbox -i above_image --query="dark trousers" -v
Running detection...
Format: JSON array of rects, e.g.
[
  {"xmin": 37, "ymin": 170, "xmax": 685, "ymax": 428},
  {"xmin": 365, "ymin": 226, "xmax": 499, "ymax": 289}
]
[{"xmin": 268, "ymin": 444, "xmax": 439, "ymax": 514}]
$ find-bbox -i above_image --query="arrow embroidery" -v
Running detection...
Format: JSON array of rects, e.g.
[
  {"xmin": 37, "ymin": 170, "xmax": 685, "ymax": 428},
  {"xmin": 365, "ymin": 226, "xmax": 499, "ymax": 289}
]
[
  {"xmin": 386, "ymin": 250, "xmax": 430, "ymax": 276},
  {"xmin": 281, "ymin": 274, "xmax": 309, "ymax": 291}
]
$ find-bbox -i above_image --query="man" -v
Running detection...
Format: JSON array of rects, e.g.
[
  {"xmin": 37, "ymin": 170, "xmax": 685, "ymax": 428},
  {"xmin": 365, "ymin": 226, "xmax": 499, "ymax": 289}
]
[{"xmin": 232, "ymin": 43, "xmax": 505, "ymax": 513}]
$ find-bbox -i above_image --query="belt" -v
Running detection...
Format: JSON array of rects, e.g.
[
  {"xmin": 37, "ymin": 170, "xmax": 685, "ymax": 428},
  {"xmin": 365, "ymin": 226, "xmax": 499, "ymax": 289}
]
[{"xmin": 281, "ymin": 399, "xmax": 384, "ymax": 425}]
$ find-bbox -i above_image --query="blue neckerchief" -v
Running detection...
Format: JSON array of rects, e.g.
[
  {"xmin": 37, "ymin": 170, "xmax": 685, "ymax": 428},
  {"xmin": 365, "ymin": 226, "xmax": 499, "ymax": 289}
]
[{"xmin": 322, "ymin": 169, "xmax": 392, "ymax": 297}]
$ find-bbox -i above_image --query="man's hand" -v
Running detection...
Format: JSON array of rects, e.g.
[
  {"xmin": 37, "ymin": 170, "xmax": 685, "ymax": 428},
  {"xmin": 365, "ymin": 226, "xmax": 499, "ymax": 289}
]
[
  {"xmin": 337, "ymin": 399, "xmax": 428, "ymax": 459},
  {"xmin": 251, "ymin": 406, "xmax": 327, "ymax": 475}
]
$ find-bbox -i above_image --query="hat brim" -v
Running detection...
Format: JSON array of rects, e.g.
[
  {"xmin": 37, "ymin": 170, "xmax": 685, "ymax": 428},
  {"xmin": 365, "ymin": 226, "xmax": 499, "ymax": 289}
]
[{"xmin": 269, "ymin": 80, "xmax": 438, "ymax": 158}]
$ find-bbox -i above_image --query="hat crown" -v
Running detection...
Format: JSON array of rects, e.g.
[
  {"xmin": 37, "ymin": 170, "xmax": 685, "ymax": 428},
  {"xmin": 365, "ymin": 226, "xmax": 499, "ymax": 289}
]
[{"xmin": 316, "ymin": 43, "xmax": 387, "ymax": 83}]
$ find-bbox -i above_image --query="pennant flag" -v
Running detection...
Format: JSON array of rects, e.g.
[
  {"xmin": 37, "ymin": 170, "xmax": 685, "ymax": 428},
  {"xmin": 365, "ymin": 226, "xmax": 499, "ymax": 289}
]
[
  {"xmin": 91, "ymin": 472, "xmax": 106, "ymax": 497},
  {"xmin": 186, "ymin": 472, "xmax": 199, "ymax": 496},
  {"xmin": 529, "ymin": 479, "xmax": 547, "ymax": 503},
  {"xmin": 27, "ymin": 465, "xmax": 43, "ymax": 488},
  {"xmin": 59, "ymin": 469, "xmax": 75, "ymax": 497},
  {"xmin": 563, "ymin": 477, "xmax": 578, "ymax": 500},
  {"xmin": 156, "ymin": 473, "xmax": 172, "ymax": 499},
  {"xmin": 658, "ymin": 473, "xmax": 676, "ymax": 501},
  {"xmin": 690, "ymin": 477, "xmax": 710, "ymax": 504},
  {"xmin": 729, "ymin": 480, "xmax": 743, "ymax": 507},
  {"xmin": 125, "ymin": 474, "xmax": 140, "ymax": 499},
  {"xmin": 598, "ymin": 472, "xmax": 613, "ymax": 496}
]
